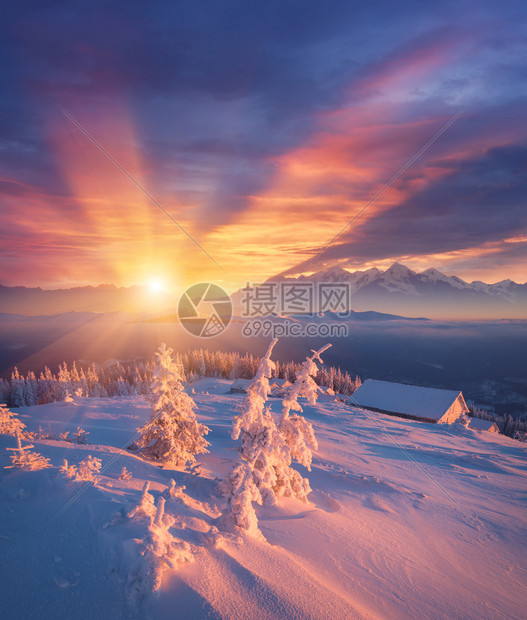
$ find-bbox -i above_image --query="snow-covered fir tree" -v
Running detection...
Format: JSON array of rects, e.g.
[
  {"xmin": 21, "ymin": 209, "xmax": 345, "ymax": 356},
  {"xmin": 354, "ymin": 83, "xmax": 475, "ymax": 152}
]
[
  {"xmin": 75, "ymin": 455, "xmax": 102, "ymax": 482},
  {"xmin": 59, "ymin": 459, "xmax": 77, "ymax": 479},
  {"xmin": 10, "ymin": 368, "xmax": 27, "ymax": 408},
  {"xmin": 0, "ymin": 403, "xmax": 26, "ymax": 436},
  {"xmin": 219, "ymin": 339, "xmax": 278, "ymax": 535},
  {"xmin": 0, "ymin": 378, "xmax": 10, "ymax": 404},
  {"xmin": 280, "ymin": 344, "xmax": 331, "ymax": 471},
  {"xmin": 137, "ymin": 343, "xmax": 210, "ymax": 468},
  {"xmin": 119, "ymin": 466, "xmax": 132, "ymax": 480},
  {"xmin": 128, "ymin": 495, "xmax": 193, "ymax": 599},
  {"xmin": 24, "ymin": 371, "xmax": 38, "ymax": 406},
  {"xmin": 57, "ymin": 455, "xmax": 101, "ymax": 482},
  {"xmin": 220, "ymin": 340, "xmax": 334, "ymax": 535},
  {"xmin": 127, "ymin": 481, "xmax": 156, "ymax": 521},
  {"xmin": 164, "ymin": 478, "xmax": 186, "ymax": 499},
  {"xmin": 5, "ymin": 433, "xmax": 51, "ymax": 471}
]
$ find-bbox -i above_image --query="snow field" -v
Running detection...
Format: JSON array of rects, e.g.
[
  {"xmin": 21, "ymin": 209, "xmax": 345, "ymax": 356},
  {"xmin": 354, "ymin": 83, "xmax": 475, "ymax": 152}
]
[{"xmin": 0, "ymin": 378, "xmax": 526, "ymax": 618}]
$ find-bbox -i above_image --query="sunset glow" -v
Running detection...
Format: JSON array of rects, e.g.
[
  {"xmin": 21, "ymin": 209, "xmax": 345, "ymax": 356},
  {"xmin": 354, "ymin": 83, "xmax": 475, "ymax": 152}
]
[
  {"xmin": 1, "ymin": 1, "xmax": 526, "ymax": 297},
  {"xmin": 147, "ymin": 278, "xmax": 164, "ymax": 294}
]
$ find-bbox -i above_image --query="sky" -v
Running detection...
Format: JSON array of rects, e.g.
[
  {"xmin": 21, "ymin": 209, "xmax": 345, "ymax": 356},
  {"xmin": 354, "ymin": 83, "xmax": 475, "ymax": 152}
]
[{"xmin": 1, "ymin": 0, "xmax": 526, "ymax": 294}]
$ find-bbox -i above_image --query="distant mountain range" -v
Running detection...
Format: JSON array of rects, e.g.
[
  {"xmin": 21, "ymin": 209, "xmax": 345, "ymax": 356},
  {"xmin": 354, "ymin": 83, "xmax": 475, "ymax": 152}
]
[
  {"xmin": 1, "ymin": 263, "xmax": 526, "ymax": 319},
  {"xmin": 264, "ymin": 262, "xmax": 527, "ymax": 319},
  {"xmin": 0, "ymin": 284, "xmax": 176, "ymax": 316}
]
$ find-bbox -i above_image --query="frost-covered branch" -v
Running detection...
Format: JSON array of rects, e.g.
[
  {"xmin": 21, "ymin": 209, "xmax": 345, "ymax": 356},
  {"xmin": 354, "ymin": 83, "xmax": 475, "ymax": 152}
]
[
  {"xmin": 5, "ymin": 432, "xmax": 51, "ymax": 471},
  {"xmin": 0, "ymin": 403, "xmax": 26, "ymax": 437}
]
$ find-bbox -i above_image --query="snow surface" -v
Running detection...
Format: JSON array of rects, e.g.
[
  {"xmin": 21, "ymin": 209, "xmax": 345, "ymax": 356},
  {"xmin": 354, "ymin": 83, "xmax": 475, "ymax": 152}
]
[
  {"xmin": 352, "ymin": 379, "xmax": 466, "ymax": 422},
  {"xmin": 1, "ymin": 379, "xmax": 526, "ymax": 619}
]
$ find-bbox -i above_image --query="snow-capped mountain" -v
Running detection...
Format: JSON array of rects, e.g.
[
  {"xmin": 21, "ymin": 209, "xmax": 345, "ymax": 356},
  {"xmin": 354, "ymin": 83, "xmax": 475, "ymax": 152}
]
[{"xmin": 271, "ymin": 263, "xmax": 527, "ymax": 319}]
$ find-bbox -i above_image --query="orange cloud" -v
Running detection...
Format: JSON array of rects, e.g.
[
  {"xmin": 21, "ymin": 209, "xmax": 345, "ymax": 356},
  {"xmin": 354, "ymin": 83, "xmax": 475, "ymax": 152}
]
[
  {"xmin": 21, "ymin": 100, "xmax": 222, "ymax": 291},
  {"xmin": 207, "ymin": 104, "xmax": 471, "ymax": 286}
]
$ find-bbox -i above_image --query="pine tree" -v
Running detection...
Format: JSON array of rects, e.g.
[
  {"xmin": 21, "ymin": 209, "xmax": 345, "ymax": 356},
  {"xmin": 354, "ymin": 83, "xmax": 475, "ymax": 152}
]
[
  {"xmin": 119, "ymin": 466, "xmax": 132, "ymax": 480},
  {"xmin": 137, "ymin": 343, "xmax": 210, "ymax": 468},
  {"xmin": 5, "ymin": 433, "xmax": 51, "ymax": 471},
  {"xmin": 37, "ymin": 367, "xmax": 54, "ymax": 404},
  {"xmin": 75, "ymin": 455, "xmax": 102, "ymax": 482},
  {"xmin": 220, "ymin": 339, "xmax": 317, "ymax": 531},
  {"xmin": 220, "ymin": 341, "xmax": 334, "ymax": 536},
  {"xmin": 57, "ymin": 362, "xmax": 72, "ymax": 401},
  {"xmin": 24, "ymin": 371, "xmax": 38, "ymax": 406},
  {"xmin": 128, "ymin": 481, "xmax": 156, "ymax": 521},
  {"xmin": 0, "ymin": 403, "xmax": 26, "ymax": 436},
  {"xmin": 59, "ymin": 459, "xmax": 77, "ymax": 479},
  {"xmin": 0, "ymin": 378, "xmax": 10, "ymax": 404},
  {"xmin": 11, "ymin": 368, "xmax": 27, "ymax": 408},
  {"xmin": 219, "ymin": 339, "xmax": 278, "ymax": 535},
  {"xmin": 280, "ymin": 343, "xmax": 331, "ymax": 472}
]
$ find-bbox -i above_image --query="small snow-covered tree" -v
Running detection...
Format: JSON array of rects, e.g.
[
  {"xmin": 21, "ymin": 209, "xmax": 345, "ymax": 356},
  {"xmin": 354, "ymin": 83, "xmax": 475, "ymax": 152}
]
[
  {"xmin": 37, "ymin": 367, "xmax": 54, "ymax": 404},
  {"xmin": 0, "ymin": 403, "xmax": 26, "ymax": 436},
  {"xmin": 164, "ymin": 478, "xmax": 186, "ymax": 500},
  {"xmin": 0, "ymin": 378, "xmax": 10, "ymax": 404},
  {"xmin": 222, "ymin": 459, "xmax": 264, "ymax": 536},
  {"xmin": 119, "ymin": 466, "xmax": 132, "ymax": 480},
  {"xmin": 280, "ymin": 343, "xmax": 331, "ymax": 470},
  {"xmin": 59, "ymin": 459, "xmax": 77, "ymax": 479},
  {"xmin": 221, "ymin": 338, "xmax": 299, "ymax": 535},
  {"xmin": 129, "ymin": 496, "xmax": 193, "ymax": 599},
  {"xmin": 71, "ymin": 427, "xmax": 89, "ymax": 444},
  {"xmin": 56, "ymin": 363, "xmax": 72, "ymax": 401},
  {"xmin": 75, "ymin": 455, "xmax": 102, "ymax": 482},
  {"xmin": 219, "ymin": 339, "xmax": 279, "ymax": 534},
  {"xmin": 220, "ymin": 340, "xmax": 333, "ymax": 536},
  {"xmin": 127, "ymin": 481, "xmax": 156, "ymax": 521},
  {"xmin": 5, "ymin": 433, "xmax": 51, "ymax": 471},
  {"xmin": 137, "ymin": 343, "xmax": 210, "ymax": 468}
]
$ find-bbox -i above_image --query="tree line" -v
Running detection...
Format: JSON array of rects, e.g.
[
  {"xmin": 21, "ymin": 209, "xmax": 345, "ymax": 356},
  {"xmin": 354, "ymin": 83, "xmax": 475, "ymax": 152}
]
[
  {"xmin": 468, "ymin": 404, "xmax": 527, "ymax": 439},
  {"xmin": 0, "ymin": 348, "xmax": 362, "ymax": 408}
]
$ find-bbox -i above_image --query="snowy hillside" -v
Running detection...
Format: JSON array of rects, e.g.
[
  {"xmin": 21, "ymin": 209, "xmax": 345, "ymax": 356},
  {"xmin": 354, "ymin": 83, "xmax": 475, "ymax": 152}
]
[{"xmin": 1, "ymin": 380, "xmax": 526, "ymax": 619}]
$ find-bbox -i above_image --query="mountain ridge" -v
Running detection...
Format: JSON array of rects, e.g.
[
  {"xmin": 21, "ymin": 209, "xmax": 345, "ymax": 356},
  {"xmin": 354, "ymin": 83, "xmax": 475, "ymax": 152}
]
[
  {"xmin": 264, "ymin": 262, "xmax": 527, "ymax": 319},
  {"xmin": 0, "ymin": 283, "xmax": 176, "ymax": 316}
]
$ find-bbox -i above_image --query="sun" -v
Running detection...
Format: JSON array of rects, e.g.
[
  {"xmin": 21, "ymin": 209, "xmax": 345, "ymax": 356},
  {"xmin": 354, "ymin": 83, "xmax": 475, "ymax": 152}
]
[{"xmin": 147, "ymin": 278, "xmax": 164, "ymax": 294}]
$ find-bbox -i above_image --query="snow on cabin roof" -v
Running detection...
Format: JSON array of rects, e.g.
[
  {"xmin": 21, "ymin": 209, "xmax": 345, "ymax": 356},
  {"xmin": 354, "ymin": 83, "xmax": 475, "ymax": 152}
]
[
  {"xmin": 268, "ymin": 378, "xmax": 291, "ymax": 387},
  {"xmin": 466, "ymin": 418, "xmax": 498, "ymax": 431},
  {"xmin": 351, "ymin": 379, "xmax": 464, "ymax": 421}
]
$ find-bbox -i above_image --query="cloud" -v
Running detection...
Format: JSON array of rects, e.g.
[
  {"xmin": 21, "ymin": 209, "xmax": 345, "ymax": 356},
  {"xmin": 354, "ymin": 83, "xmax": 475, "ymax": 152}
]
[
  {"xmin": 333, "ymin": 143, "xmax": 527, "ymax": 258},
  {"xmin": 276, "ymin": 141, "xmax": 527, "ymax": 283},
  {"xmin": 1, "ymin": 0, "xmax": 527, "ymax": 288}
]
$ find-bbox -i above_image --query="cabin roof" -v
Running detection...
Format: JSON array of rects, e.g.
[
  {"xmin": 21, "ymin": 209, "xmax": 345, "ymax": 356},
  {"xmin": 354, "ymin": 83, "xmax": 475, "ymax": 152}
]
[
  {"xmin": 351, "ymin": 379, "xmax": 466, "ymax": 421},
  {"xmin": 466, "ymin": 417, "xmax": 498, "ymax": 431}
]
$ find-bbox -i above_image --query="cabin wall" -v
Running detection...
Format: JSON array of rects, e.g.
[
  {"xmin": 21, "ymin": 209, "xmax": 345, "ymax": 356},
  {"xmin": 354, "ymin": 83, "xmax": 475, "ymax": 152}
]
[{"xmin": 439, "ymin": 396, "xmax": 467, "ymax": 424}]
